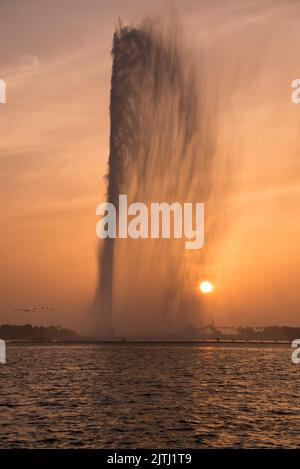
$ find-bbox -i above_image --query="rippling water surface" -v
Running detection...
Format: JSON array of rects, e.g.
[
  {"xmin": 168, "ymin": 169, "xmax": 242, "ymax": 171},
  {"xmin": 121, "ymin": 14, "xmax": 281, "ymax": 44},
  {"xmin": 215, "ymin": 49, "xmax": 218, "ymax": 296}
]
[{"xmin": 0, "ymin": 343, "xmax": 299, "ymax": 448}]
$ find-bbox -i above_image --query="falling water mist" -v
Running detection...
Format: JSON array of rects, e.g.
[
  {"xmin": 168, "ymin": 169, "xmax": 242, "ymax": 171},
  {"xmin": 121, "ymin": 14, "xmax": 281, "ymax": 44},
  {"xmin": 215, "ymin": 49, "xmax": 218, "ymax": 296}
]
[{"xmin": 92, "ymin": 19, "xmax": 231, "ymax": 337}]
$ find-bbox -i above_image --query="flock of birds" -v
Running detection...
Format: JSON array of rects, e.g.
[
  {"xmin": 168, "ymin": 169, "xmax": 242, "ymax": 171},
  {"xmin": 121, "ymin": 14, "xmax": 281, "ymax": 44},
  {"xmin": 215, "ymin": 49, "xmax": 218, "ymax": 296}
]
[{"xmin": 12, "ymin": 306, "xmax": 54, "ymax": 312}]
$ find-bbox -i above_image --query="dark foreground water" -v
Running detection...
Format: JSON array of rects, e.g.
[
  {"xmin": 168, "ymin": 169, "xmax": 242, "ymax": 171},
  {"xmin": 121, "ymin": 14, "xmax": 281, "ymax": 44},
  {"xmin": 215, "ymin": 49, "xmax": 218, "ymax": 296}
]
[{"xmin": 0, "ymin": 343, "xmax": 299, "ymax": 448}]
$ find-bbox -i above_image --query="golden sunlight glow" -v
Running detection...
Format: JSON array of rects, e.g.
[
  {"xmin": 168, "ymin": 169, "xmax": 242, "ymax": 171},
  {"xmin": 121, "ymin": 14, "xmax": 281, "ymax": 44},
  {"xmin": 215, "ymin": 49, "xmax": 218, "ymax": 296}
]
[{"xmin": 199, "ymin": 280, "xmax": 214, "ymax": 294}]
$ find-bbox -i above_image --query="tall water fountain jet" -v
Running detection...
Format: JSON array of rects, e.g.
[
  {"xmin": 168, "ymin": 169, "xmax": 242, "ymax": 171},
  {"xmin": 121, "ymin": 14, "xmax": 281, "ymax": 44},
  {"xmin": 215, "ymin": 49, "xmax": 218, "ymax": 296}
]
[{"xmin": 93, "ymin": 19, "xmax": 228, "ymax": 337}]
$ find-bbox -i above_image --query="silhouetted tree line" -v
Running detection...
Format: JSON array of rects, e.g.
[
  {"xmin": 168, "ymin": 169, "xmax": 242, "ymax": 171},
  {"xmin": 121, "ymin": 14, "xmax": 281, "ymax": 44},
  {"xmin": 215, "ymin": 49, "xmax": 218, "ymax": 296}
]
[
  {"xmin": 0, "ymin": 324, "xmax": 78, "ymax": 341},
  {"xmin": 181, "ymin": 324, "xmax": 300, "ymax": 340},
  {"xmin": 237, "ymin": 326, "xmax": 300, "ymax": 341}
]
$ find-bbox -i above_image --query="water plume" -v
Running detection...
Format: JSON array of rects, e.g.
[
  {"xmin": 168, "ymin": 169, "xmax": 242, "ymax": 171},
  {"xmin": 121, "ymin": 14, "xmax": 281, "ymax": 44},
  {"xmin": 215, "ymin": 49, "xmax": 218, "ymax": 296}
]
[{"xmin": 93, "ymin": 19, "xmax": 229, "ymax": 337}]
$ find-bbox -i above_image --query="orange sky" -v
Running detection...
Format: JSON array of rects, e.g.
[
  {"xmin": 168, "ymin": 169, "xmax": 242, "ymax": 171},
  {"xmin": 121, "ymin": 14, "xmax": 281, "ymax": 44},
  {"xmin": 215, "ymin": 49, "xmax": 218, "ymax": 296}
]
[{"xmin": 1, "ymin": 0, "xmax": 300, "ymax": 332}]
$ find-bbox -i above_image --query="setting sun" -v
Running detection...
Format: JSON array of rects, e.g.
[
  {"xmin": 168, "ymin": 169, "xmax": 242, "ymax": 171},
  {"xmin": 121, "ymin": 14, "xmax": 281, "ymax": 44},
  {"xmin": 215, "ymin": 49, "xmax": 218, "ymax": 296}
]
[{"xmin": 199, "ymin": 281, "xmax": 214, "ymax": 294}]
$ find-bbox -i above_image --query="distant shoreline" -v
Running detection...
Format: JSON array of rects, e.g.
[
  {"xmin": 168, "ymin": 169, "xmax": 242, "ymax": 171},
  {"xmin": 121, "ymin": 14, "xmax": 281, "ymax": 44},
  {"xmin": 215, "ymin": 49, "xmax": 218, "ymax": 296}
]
[
  {"xmin": 5, "ymin": 338, "xmax": 291, "ymax": 345},
  {"xmin": 1, "ymin": 324, "xmax": 299, "ymax": 343}
]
